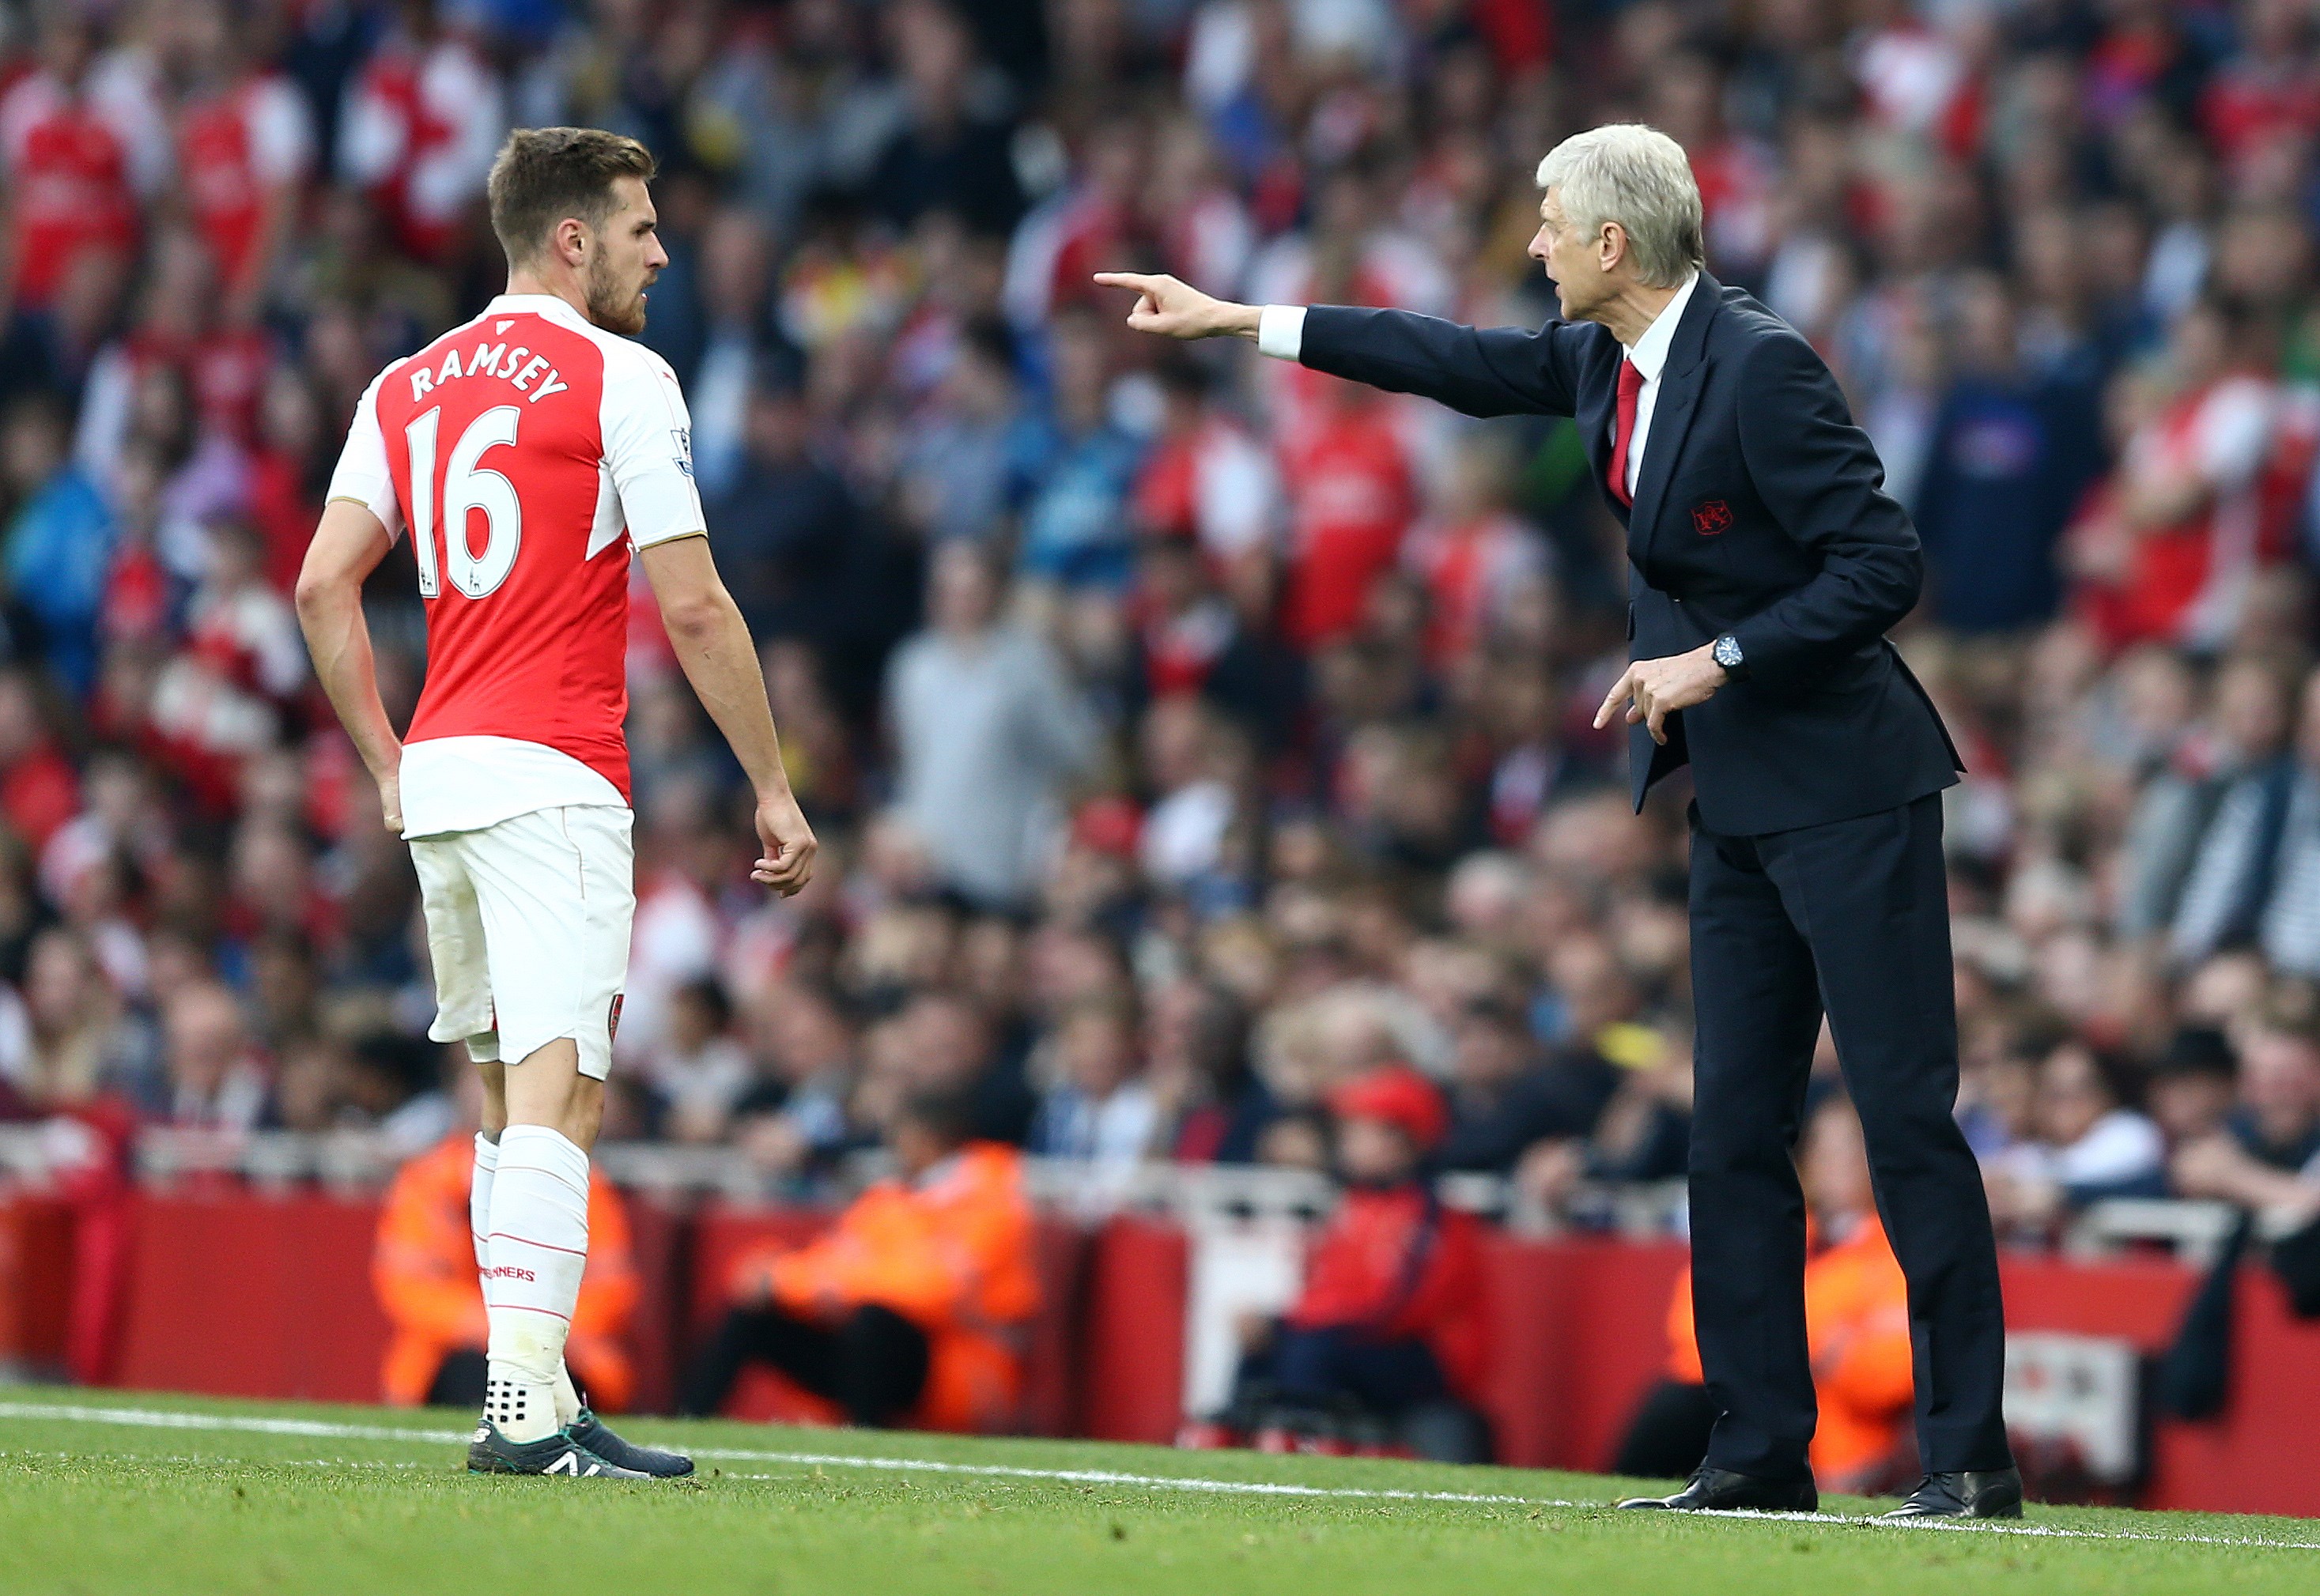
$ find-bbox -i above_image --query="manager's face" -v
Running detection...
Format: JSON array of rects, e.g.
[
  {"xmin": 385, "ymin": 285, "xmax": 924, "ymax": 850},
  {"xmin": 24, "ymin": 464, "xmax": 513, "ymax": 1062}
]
[{"xmin": 1528, "ymin": 187, "xmax": 1608, "ymax": 324}]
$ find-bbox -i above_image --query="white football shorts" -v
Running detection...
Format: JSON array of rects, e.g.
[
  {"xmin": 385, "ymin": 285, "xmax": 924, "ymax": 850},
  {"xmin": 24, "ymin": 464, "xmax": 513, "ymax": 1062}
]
[{"xmin": 410, "ymin": 804, "xmax": 635, "ymax": 1081}]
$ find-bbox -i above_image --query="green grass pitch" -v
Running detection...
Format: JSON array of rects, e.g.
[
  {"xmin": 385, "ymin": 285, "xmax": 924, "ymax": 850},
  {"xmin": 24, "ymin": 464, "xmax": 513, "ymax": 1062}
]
[{"xmin": 2, "ymin": 1392, "xmax": 2315, "ymax": 1594}]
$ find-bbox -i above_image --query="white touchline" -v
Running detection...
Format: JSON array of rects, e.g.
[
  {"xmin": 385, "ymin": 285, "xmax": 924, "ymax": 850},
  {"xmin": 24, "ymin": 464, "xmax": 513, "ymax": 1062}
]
[
  {"xmin": 0, "ymin": 1448, "xmax": 427, "ymax": 1470},
  {"xmin": 0, "ymin": 1402, "xmax": 472, "ymax": 1447},
  {"xmin": 1, "ymin": 1401, "xmax": 2314, "ymax": 1553}
]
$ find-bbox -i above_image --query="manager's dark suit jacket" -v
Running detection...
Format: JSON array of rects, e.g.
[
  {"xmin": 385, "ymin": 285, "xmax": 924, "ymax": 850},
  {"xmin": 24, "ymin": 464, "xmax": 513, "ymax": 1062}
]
[{"xmin": 1298, "ymin": 274, "xmax": 1963, "ymax": 837}]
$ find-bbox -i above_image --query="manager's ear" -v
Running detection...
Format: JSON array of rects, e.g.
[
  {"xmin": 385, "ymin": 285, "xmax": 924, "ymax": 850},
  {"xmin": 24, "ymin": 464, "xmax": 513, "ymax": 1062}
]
[{"xmin": 1598, "ymin": 220, "xmax": 1629, "ymax": 277}]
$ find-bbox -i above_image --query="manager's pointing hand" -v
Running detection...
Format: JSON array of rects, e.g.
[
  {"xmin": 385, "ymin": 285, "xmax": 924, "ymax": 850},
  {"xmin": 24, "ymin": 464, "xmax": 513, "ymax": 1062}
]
[
  {"xmin": 1094, "ymin": 272, "xmax": 1261, "ymax": 341},
  {"xmin": 1593, "ymin": 643, "xmax": 1730, "ymax": 745}
]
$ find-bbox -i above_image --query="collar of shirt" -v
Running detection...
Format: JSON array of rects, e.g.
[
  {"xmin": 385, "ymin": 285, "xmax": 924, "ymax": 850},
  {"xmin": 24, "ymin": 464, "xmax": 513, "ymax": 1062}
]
[
  {"xmin": 486, "ymin": 292, "xmax": 591, "ymax": 332},
  {"xmin": 1624, "ymin": 270, "xmax": 1700, "ymax": 383}
]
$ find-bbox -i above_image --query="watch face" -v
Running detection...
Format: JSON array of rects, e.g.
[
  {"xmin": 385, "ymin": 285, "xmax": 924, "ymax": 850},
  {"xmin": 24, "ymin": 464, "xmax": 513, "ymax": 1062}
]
[{"xmin": 1715, "ymin": 637, "xmax": 1741, "ymax": 667}]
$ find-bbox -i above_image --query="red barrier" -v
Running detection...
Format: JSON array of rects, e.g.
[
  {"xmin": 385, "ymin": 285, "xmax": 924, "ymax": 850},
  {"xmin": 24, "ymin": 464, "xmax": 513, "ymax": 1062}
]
[
  {"xmin": 684, "ymin": 1204, "xmax": 839, "ymax": 1425},
  {"xmin": 687, "ymin": 1204, "xmax": 832, "ymax": 1335},
  {"xmin": 1077, "ymin": 1216, "xmax": 1188, "ymax": 1444},
  {"xmin": 1476, "ymin": 1235, "xmax": 1688, "ymax": 1473},
  {"xmin": 0, "ymin": 1196, "xmax": 74, "ymax": 1374},
  {"xmin": 83, "ymin": 1189, "xmax": 2320, "ymax": 1516},
  {"xmin": 115, "ymin": 1190, "xmax": 388, "ymax": 1402},
  {"xmin": 2160, "ymin": 1270, "xmax": 2320, "ymax": 1515},
  {"xmin": 621, "ymin": 1195, "xmax": 692, "ymax": 1416},
  {"xmin": 1018, "ymin": 1221, "xmax": 1094, "ymax": 1436},
  {"xmin": 1475, "ymin": 1240, "xmax": 2320, "ymax": 1516}
]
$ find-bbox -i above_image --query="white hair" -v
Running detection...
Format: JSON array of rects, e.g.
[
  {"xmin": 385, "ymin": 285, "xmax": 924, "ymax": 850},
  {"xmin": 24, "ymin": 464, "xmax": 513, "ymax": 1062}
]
[{"xmin": 1535, "ymin": 123, "xmax": 1705, "ymax": 289}]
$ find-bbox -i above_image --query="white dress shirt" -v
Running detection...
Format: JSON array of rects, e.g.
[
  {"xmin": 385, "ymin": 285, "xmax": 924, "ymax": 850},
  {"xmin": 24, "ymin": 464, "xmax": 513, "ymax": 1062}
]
[
  {"xmin": 1615, "ymin": 270, "xmax": 1699, "ymax": 499},
  {"xmin": 1256, "ymin": 270, "xmax": 1703, "ymax": 500}
]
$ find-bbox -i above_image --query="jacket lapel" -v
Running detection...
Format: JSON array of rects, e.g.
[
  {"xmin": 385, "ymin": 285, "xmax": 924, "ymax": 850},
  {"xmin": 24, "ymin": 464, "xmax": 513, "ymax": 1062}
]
[{"xmin": 1625, "ymin": 272, "xmax": 1722, "ymax": 572}]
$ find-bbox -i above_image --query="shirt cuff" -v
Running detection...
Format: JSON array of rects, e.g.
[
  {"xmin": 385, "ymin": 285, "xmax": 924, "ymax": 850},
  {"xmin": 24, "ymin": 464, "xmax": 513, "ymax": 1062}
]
[{"xmin": 1256, "ymin": 304, "xmax": 1306, "ymax": 362}]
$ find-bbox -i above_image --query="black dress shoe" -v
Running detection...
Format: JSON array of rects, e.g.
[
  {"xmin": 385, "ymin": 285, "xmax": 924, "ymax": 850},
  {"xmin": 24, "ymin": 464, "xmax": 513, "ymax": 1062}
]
[
  {"xmin": 1616, "ymin": 1468, "xmax": 1818, "ymax": 1513},
  {"xmin": 1881, "ymin": 1468, "xmax": 2024, "ymax": 1520}
]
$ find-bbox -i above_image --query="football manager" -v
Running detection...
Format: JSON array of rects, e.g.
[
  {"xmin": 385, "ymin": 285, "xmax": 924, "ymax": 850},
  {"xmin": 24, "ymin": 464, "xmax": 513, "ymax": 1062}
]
[{"xmin": 1099, "ymin": 121, "xmax": 2019, "ymax": 1521}]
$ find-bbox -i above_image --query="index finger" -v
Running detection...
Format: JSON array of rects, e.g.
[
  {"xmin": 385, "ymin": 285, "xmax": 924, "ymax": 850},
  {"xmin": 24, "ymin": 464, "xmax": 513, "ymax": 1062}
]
[
  {"xmin": 1093, "ymin": 271, "xmax": 1160, "ymax": 293},
  {"xmin": 1593, "ymin": 669, "xmax": 1636, "ymax": 730}
]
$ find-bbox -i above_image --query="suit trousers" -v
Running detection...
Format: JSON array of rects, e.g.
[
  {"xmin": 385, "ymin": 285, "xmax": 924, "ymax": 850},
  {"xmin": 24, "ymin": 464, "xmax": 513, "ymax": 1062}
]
[{"xmin": 1687, "ymin": 792, "xmax": 2012, "ymax": 1480}]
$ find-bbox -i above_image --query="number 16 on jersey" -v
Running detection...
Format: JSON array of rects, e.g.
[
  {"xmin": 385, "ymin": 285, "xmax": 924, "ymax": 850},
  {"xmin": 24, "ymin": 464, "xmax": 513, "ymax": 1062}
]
[{"xmin": 406, "ymin": 405, "xmax": 525, "ymax": 600}]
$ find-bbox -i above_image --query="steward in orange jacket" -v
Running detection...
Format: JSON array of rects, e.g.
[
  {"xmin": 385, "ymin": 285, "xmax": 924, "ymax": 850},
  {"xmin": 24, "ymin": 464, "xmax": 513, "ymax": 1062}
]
[
  {"xmin": 679, "ymin": 1090, "xmax": 1038, "ymax": 1432},
  {"xmin": 1656, "ymin": 1213, "xmax": 1913, "ymax": 1485},
  {"xmin": 373, "ymin": 1130, "xmax": 640, "ymax": 1411},
  {"xmin": 1619, "ymin": 1093, "xmax": 1914, "ymax": 1489}
]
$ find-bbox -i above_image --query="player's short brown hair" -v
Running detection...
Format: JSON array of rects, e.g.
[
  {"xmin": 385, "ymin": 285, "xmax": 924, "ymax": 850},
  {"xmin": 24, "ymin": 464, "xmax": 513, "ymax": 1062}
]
[{"xmin": 486, "ymin": 126, "xmax": 656, "ymax": 266}]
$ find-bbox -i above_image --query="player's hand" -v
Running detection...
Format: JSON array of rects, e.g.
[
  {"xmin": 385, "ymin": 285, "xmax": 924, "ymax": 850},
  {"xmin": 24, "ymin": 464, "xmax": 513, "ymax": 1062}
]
[
  {"xmin": 1593, "ymin": 643, "xmax": 1729, "ymax": 745},
  {"xmin": 752, "ymin": 790, "xmax": 817, "ymax": 896},
  {"xmin": 1093, "ymin": 271, "xmax": 1256, "ymax": 340},
  {"xmin": 376, "ymin": 768, "xmax": 403, "ymax": 835}
]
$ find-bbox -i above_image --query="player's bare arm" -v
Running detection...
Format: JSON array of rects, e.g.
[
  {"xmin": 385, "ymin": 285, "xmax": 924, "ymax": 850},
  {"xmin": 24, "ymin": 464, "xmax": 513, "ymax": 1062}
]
[
  {"xmin": 1092, "ymin": 271, "xmax": 1263, "ymax": 341},
  {"xmin": 639, "ymin": 533, "xmax": 818, "ymax": 896},
  {"xmin": 295, "ymin": 500, "xmax": 405, "ymax": 832}
]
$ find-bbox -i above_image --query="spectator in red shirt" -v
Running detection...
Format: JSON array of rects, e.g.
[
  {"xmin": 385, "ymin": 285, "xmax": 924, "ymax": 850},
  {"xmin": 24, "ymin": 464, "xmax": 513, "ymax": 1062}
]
[
  {"xmin": 182, "ymin": 517, "xmax": 307, "ymax": 711},
  {"xmin": 2069, "ymin": 296, "xmax": 2286, "ymax": 653},
  {"xmin": 244, "ymin": 366, "xmax": 325, "ymax": 594},
  {"xmin": 1132, "ymin": 357, "xmax": 1282, "ymax": 575},
  {"xmin": 0, "ymin": 9, "xmax": 151, "ymax": 315},
  {"xmin": 334, "ymin": 0, "xmax": 504, "ymax": 264},
  {"xmin": 1650, "ymin": 51, "xmax": 1776, "ymax": 281},
  {"xmin": 1279, "ymin": 379, "xmax": 1415, "ymax": 649},
  {"xmin": 1024, "ymin": 115, "xmax": 1144, "ymax": 325},
  {"xmin": 165, "ymin": 0, "xmax": 312, "ymax": 323},
  {"xmin": 1210, "ymin": 1063, "xmax": 1490, "ymax": 1461},
  {"xmin": 77, "ymin": 223, "xmax": 271, "ymax": 488},
  {"xmin": 0, "ymin": 669, "xmax": 80, "ymax": 854},
  {"xmin": 1400, "ymin": 434, "xmax": 1551, "ymax": 670},
  {"xmin": 2201, "ymin": 0, "xmax": 2320, "ymax": 174}
]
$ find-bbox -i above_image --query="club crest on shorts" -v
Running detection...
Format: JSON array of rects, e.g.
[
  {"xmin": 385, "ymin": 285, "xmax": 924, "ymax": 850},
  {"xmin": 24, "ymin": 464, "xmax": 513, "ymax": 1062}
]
[
  {"xmin": 1691, "ymin": 499, "xmax": 1733, "ymax": 535},
  {"xmin": 607, "ymin": 993, "xmax": 624, "ymax": 1044}
]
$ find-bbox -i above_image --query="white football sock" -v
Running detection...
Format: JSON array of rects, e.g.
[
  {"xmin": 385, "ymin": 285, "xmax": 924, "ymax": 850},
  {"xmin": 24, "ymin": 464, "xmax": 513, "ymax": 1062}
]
[
  {"xmin": 477, "ymin": 1130, "xmax": 585, "ymax": 1426},
  {"xmin": 483, "ymin": 1125, "xmax": 590, "ymax": 1443},
  {"xmin": 554, "ymin": 1364, "xmax": 584, "ymax": 1427},
  {"xmin": 470, "ymin": 1131, "xmax": 498, "ymax": 1274}
]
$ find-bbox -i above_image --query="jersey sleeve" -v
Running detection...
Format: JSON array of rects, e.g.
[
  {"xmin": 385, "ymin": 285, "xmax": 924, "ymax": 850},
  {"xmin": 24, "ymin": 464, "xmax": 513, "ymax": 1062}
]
[
  {"xmin": 603, "ymin": 346, "xmax": 707, "ymax": 549},
  {"xmin": 326, "ymin": 370, "xmax": 406, "ymax": 543}
]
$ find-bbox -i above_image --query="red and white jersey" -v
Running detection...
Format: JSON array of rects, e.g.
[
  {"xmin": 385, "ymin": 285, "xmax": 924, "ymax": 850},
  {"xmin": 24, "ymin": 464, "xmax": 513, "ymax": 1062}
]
[
  {"xmin": 336, "ymin": 33, "xmax": 504, "ymax": 261},
  {"xmin": 0, "ymin": 70, "xmax": 153, "ymax": 305},
  {"xmin": 177, "ymin": 74, "xmax": 312, "ymax": 292},
  {"xmin": 327, "ymin": 293, "xmax": 705, "ymax": 837}
]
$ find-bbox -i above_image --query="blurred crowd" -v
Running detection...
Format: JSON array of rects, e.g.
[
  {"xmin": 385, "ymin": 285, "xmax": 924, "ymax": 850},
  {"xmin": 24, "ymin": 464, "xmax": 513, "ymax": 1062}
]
[{"xmin": 5, "ymin": 0, "xmax": 2320, "ymax": 1254}]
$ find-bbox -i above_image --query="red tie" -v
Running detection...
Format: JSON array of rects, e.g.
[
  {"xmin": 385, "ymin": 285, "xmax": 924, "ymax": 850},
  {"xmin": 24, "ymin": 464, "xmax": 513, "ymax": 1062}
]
[{"xmin": 1608, "ymin": 357, "xmax": 1644, "ymax": 507}]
